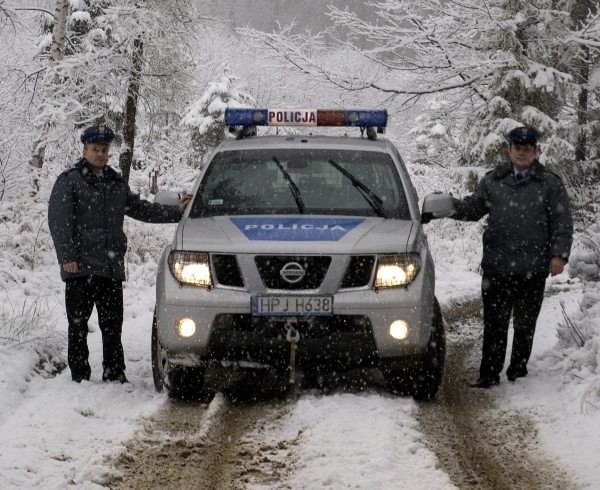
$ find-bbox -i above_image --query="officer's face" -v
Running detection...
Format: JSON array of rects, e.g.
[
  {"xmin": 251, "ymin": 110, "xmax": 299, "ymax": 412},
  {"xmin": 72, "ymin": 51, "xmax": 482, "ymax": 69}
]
[
  {"xmin": 83, "ymin": 143, "xmax": 110, "ymax": 173},
  {"xmin": 508, "ymin": 143, "xmax": 537, "ymax": 170}
]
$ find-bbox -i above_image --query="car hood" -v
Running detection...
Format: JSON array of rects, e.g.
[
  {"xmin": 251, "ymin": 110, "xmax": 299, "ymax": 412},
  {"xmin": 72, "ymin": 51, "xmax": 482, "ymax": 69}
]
[{"xmin": 176, "ymin": 215, "xmax": 419, "ymax": 254}]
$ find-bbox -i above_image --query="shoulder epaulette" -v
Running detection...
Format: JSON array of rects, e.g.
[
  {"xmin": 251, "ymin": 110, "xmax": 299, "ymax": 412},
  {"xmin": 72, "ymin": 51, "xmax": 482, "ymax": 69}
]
[
  {"xmin": 545, "ymin": 169, "xmax": 563, "ymax": 181},
  {"xmin": 59, "ymin": 166, "xmax": 80, "ymax": 178},
  {"xmin": 532, "ymin": 162, "xmax": 563, "ymax": 181},
  {"xmin": 103, "ymin": 165, "xmax": 125, "ymax": 182},
  {"xmin": 490, "ymin": 164, "xmax": 511, "ymax": 179}
]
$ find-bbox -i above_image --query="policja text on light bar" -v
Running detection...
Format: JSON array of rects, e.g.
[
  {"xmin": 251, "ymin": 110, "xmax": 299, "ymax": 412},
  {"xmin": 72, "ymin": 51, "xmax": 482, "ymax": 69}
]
[{"xmin": 224, "ymin": 108, "xmax": 388, "ymax": 128}]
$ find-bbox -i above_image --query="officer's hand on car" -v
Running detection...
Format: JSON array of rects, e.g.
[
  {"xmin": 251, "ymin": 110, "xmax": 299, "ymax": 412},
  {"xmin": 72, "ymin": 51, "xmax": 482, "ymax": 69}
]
[{"xmin": 178, "ymin": 193, "xmax": 194, "ymax": 213}]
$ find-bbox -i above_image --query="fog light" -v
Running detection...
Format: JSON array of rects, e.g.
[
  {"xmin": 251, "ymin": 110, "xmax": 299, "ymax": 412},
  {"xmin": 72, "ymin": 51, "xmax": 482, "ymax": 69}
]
[
  {"xmin": 389, "ymin": 320, "xmax": 409, "ymax": 340},
  {"xmin": 176, "ymin": 318, "xmax": 196, "ymax": 338}
]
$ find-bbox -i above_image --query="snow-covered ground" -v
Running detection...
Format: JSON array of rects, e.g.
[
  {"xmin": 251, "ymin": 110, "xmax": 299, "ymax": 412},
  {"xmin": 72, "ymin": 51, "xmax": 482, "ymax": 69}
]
[{"xmin": 0, "ymin": 163, "xmax": 599, "ymax": 489}]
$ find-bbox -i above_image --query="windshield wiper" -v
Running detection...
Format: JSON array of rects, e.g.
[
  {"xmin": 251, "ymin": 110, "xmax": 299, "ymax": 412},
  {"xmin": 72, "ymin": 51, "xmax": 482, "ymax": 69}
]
[
  {"xmin": 326, "ymin": 158, "xmax": 387, "ymax": 218},
  {"xmin": 272, "ymin": 157, "xmax": 305, "ymax": 214}
]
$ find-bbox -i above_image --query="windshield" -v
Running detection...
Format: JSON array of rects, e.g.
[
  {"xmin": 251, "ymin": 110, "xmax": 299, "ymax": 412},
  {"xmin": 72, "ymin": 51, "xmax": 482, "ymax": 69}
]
[{"xmin": 189, "ymin": 149, "xmax": 410, "ymax": 219}]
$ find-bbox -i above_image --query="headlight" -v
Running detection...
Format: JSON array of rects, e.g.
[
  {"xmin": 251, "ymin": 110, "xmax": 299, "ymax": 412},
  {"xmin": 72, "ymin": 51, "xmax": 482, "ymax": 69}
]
[
  {"xmin": 168, "ymin": 251, "xmax": 212, "ymax": 287},
  {"xmin": 375, "ymin": 254, "xmax": 421, "ymax": 288}
]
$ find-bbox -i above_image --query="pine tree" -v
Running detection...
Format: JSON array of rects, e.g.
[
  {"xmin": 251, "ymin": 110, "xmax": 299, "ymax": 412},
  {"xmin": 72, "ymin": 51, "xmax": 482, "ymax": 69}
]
[
  {"xmin": 181, "ymin": 70, "xmax": 254, "ymax": 166},
  {"xmin": 408, "ymin": 99, "xmax": 461, "ymax": 167},
  {"xmin": 463, "ymin": 1, "xmax": 596, "ymax": 169}
]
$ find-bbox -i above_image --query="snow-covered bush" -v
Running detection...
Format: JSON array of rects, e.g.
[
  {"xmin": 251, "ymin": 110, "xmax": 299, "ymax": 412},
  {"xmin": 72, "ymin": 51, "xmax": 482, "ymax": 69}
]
[
  {"xmin": 0, "ymin": 180, "xmax": 66, "ymax": 375},
  {"xmin": 552, "ymin": 226, "xmax": 600, "ymax": 384},
  {"xmin": 552, "ymin": 288, "xmax": 600, "ymax": 413},
  {"xmin": 569, "ymin": 225, "xmax": 600, "ymax": 283}
]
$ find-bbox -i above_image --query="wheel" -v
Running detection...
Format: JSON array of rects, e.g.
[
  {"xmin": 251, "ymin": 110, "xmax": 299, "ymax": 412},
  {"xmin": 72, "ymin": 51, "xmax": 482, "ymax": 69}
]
[
  {"xmin": 382, "ymin": 358, "xmax": 417, "ymax": 397},
  {"xmin": 412, "ymin": 298, "xmax": 446, "ymax": 400},
  {"xmin": 164, "ymin": 365, "xmax": 206, "ymax": 401},
  {"xmin": 151, "ymin": 308, "xmax": 206, "ymax": 400},
  {"xmin": 383, "ymin": 298, "xmax": 446, "ymax": 401}
]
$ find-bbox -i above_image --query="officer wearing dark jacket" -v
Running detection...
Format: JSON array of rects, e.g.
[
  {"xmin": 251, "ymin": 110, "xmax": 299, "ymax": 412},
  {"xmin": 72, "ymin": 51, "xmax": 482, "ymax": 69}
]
[
  {"xmin": 451, "ymin": 127, "xmax": 573, "ymax": 388},
  {"xmin": 48, "ymin": 125, "xmax": 191, "ymax": 383}
]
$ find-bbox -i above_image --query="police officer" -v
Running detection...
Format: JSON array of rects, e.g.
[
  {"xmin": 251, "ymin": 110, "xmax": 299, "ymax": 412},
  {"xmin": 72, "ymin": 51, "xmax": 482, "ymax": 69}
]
[
  {"xmin": 449, "ymin": 127, "xmax": 573, "ymax": 388},
  {"xmin": 48, "ymin": 125, "xmax": 191, "ymax": 383}
]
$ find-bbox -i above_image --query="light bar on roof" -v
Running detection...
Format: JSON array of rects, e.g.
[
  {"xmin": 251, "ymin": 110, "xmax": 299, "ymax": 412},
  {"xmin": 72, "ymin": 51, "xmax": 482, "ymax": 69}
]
[{"xmin": 224, "ymin": 108, "xmax": 388, "ymax": 129}]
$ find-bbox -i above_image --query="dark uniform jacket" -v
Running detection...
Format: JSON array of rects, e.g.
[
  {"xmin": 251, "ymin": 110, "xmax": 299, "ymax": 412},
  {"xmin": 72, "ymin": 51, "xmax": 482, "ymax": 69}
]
[
  {"xmin": 452, "ymin": 160, "xmax": 573, "ymax": 275},
  {"xmin": 48, "ymin": 159, "xmax": 182, "ymax": 281}
]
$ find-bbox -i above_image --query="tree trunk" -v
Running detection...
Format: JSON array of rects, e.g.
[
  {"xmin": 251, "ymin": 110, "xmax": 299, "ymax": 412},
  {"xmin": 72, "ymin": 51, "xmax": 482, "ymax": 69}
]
[
  {"xmin": 30, "ymin": 0, "xmax": 69, "ymax": 169},
  {"xmin": 574, "ymin": 48, "xmax": 589, "ymax": 162},
  {"xmin": 119, "ymin": 36, "xmax": 144, "ymax": 184},
  {"xmin": 571, "ymin": 1, "xmax": 597, "ymax": 162},
  {"xmin": 50, "ymin": 1, "xmax": 69, "ymax": 64}
]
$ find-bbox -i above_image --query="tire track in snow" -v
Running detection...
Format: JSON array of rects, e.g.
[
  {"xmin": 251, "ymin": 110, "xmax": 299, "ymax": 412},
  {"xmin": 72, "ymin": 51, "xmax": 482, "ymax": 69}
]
[
  {"xmin": 109, "ymin": 388, "xmax": 293, "ymax": 489},
  {"xmin": 417, "ymin": 299, "xmax": 575, "ymax": 489}
]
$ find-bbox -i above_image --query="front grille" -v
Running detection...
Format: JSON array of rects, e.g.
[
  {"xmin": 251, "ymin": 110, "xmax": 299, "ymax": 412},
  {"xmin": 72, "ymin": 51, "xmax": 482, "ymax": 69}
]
[
  {"xmin": 255, "ymin": 255, "xmax": 331, "ymax": 290},
  {"xmin": 340, "ymin": 255, "xmax": 375, "ymax": 288},
  {"xmin": 212, "ymin": 254, "xmax": 244, "ymax": 288},
  {"xmin": 211, "ymin": 313, "xmax": 372, "ymax": 337},
  {"xmin": 208, "ymin": 314, "xmax": 378, "ymax": 370}
]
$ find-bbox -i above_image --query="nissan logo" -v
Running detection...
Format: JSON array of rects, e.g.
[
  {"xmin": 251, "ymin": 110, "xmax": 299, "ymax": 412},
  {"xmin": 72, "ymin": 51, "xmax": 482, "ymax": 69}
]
[{"xmin": 280, "ymin": 262, "xmax": 305, "ymax": 284}]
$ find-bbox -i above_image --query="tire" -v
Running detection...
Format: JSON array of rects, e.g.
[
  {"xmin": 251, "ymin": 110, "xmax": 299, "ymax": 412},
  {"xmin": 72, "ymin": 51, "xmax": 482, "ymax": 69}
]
[
  {"xmin": 151, "ymin": 310, "xmax": 166, "ymax": 392},
  {"xmin": 151, "ymin": 308, "xmax": 206, "ymax": 400},
  {"xmin": 164, "ymin": 365, "xmax": 206, "ymax": 401},
  {"xmin": 383, "ymin": 298, "xmax": 446, "ymax": 401}
]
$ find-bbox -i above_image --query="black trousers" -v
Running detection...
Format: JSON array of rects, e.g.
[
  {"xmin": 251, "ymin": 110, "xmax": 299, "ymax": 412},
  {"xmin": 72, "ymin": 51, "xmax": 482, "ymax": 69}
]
[
  {"xmin": 65, "ymin": 275, "xmax": 124, "ymax": 379},
  {"xmin": 479, "ymin": 273, "xmax": 546, "ymax": 379}
]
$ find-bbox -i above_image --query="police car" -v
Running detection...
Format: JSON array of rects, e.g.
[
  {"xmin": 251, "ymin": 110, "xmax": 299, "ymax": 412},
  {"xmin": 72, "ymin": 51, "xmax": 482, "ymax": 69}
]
[{"xmin": 152, "ymin": 108, "xmax": 446, "ymax": 400}]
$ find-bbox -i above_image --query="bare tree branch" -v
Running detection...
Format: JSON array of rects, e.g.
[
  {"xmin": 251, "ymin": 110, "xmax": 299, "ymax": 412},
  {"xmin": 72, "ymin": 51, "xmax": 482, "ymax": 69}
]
[{"xmin": 14, "ymin": 8, "xmax": 55, "ymax": 19}]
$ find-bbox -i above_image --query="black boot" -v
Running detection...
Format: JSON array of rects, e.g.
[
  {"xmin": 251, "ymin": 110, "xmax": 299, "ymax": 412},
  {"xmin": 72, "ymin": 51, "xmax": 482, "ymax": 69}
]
[
  {"xmin": 71, "ymin": 367, "xmax": 91, "ymax": 383},
  {"xmin": 102, "ymin": 367, "xmax": 128, "ymax": 384},
  {"xmin": 72, "ymin": 372, "xmax": 91, "ymax": 383},
  {"xmin": 506, "ymin": 367, "xmax": 528, "ymax": 382}
]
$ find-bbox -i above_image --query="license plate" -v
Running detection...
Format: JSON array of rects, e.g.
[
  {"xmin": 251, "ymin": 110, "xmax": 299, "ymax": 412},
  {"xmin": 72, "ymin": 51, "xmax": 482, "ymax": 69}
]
[{"xmin": 251, "ymin": 295, "xmax": 333, "ymax": 316}]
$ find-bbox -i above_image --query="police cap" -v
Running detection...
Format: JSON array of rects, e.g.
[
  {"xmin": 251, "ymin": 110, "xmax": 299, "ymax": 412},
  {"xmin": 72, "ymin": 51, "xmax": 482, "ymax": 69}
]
[
  {"xmin": 80, "ymin": 125, "xmax": 115, "ymax": 144},
  {"xmin": 507, "ymin": 126, "xmax": 539, "ymax": 145}
]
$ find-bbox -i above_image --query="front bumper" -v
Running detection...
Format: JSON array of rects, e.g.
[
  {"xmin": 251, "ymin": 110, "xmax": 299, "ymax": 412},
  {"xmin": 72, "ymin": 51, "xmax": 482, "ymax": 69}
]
[
  {"xmin": 208, "ymin": 313, "xmax": 378, "ymax": 370},
  {"xmin": 156, "ymin": 279, "xmax": 435, "ymax": 369}
]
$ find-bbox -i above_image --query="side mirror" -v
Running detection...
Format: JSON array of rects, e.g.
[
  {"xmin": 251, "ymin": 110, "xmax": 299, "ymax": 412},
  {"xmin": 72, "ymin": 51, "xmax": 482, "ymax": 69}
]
[
  {"xmin": 154, "ymin": 190, "xmax": 181, "ymax": 207},
  {"xmin": 421, "ymin": 192, "xmax": 455, "ymax": 223}
]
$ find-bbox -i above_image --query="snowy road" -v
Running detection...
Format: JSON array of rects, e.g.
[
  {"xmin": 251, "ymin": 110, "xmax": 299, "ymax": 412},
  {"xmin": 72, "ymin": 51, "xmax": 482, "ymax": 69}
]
[{"xmin": 106, "ymin": 299, "xmax": 573, "ymax": 490}]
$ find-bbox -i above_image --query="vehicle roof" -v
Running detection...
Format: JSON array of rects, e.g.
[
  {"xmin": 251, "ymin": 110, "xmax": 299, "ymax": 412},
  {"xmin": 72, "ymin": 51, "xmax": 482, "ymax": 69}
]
[{"xmin": 215, "ymin": 134, "xmax": 396, "ymax": 153}]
